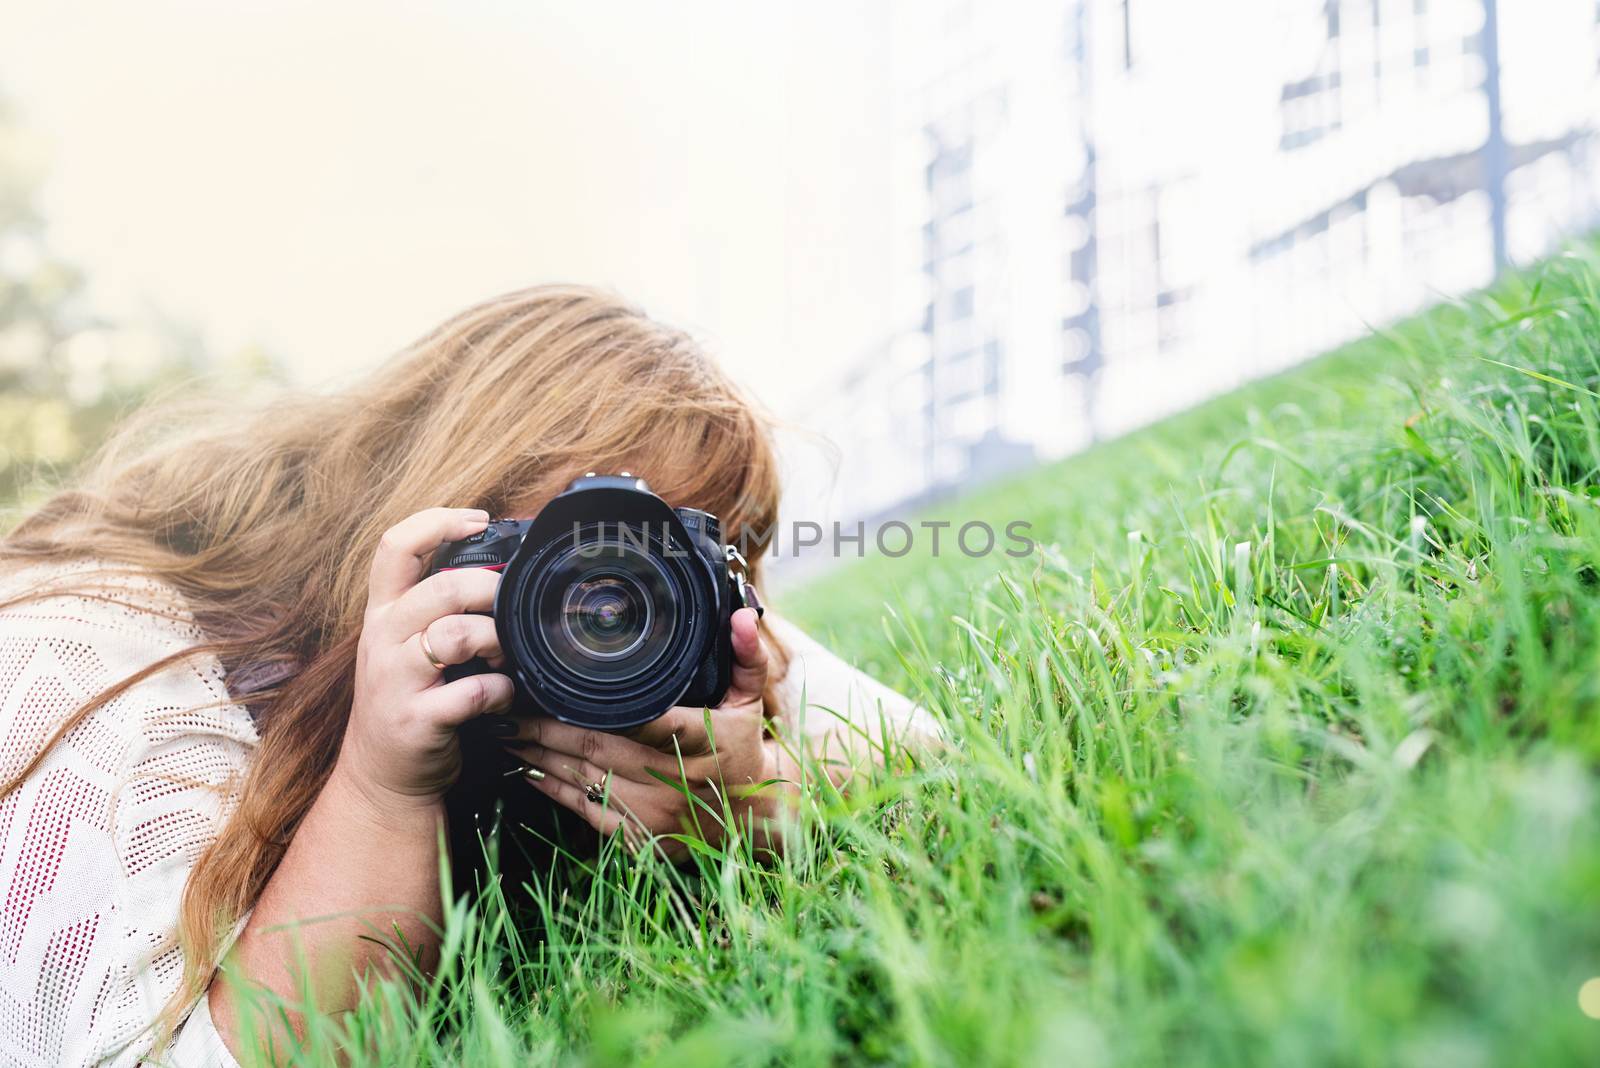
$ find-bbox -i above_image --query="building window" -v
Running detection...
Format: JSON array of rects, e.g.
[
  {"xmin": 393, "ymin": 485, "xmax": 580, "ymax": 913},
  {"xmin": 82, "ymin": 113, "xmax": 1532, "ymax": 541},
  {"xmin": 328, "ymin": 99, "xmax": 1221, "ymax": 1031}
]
[
  {"xmin": 1157, "ymin": 287, "xmax": 1192, "ymax": 350},
  {"xmin": 949, "ymin": 285, "xmax": 975, "ymax": 320},
  {"xmin": 924, "ymin": 138, "xmax": 972, "ymax": 191},
  {"xmin": 1096, "ymin": 184, "xmax": 1196, "ymax": 360},
  {"xmin": 1061, "ymin": 320, "xmax": 1096, "ymax": 371},
  {"xmin": 1121, "ymin": 0, "xmax": 1134, "ymax": 69},
  {"xmin": 1279, "ymin": 71, "xmax": 1342, "ymax": 150},
  {"xmin": 939, "ymin": 346, "xmax": 986, "ymax": 405}
]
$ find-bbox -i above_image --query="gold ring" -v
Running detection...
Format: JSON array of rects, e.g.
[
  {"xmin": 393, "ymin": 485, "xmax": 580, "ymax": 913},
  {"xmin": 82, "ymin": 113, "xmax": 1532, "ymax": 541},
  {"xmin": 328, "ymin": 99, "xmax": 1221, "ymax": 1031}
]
[{"xmin": 419, "ymin": 628, "xmax": 449, "ymax": 672}]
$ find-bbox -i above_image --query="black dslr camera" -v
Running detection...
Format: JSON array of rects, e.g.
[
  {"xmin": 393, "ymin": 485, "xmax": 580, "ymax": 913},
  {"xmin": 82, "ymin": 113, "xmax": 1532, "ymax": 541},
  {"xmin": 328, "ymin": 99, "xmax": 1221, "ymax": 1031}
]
[{"xmin": 428, "ymin": 473, "xmax": 759, "ymax": 731}]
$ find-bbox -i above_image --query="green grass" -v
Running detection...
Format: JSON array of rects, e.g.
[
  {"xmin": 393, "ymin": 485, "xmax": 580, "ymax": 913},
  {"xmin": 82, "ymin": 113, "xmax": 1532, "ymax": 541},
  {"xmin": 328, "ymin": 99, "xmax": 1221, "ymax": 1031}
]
[{"xmin": 254, "ymin": 247, "xmax": 1600, "ymax": 1065}]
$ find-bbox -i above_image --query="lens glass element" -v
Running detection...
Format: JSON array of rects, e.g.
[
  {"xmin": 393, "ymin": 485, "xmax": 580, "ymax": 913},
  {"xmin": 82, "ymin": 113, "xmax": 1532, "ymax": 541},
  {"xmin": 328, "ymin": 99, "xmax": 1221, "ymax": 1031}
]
[
  {"xmin": 532, "ymin": 529, "xmax": 679, "ymax": 686},
  {"xmin": 561, "ymin": 572, "xmax": 651, "ymax": 659}
]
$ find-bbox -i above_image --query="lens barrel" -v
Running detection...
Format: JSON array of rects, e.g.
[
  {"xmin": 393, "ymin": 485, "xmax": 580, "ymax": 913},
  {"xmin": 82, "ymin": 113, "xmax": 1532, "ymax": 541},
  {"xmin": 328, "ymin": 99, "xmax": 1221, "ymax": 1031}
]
[{"xmin": 491, "ymin": 480, "xmax": 721, "ymax": 730}]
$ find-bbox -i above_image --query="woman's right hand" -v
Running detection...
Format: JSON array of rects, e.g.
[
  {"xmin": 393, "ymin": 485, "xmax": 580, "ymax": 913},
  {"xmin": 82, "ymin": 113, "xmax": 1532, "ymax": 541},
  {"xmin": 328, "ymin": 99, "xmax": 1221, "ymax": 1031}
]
[{"xmin": 333, "ymin": 506, "xmax": 516, "ymax": 808}]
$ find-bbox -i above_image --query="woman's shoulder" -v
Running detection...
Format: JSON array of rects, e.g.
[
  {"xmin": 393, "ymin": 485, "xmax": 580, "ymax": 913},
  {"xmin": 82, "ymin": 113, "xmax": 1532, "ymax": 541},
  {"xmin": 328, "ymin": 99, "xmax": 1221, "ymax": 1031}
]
[
  {"xmin": 0, "ymin": 557, "xmax": 207, "ymax": 650},
  {"xmin": 0, "ymin": 557, "xmax": 258, "ymax": 754}
]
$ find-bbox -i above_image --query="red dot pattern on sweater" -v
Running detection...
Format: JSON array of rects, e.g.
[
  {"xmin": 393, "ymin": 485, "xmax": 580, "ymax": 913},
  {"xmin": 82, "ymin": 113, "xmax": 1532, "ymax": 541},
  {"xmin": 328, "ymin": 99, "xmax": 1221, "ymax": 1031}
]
[{"xmin": 1, "ymin": 769, "xmax": 109, "ymax": 967}]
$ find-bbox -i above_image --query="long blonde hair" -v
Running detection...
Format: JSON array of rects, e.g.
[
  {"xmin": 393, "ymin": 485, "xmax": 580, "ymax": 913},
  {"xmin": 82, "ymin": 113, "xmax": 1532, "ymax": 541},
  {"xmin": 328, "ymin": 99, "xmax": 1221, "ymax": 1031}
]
[{"xmin": 0, "ymin": 285, "xmax": 783, "ymax": 1042}]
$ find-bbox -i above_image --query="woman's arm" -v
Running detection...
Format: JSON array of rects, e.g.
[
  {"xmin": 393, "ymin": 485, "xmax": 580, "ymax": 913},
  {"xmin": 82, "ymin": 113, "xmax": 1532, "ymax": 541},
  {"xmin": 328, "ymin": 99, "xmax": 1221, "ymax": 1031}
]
[
  {"xmin": 209, "ymin": 507, "xmax": 516, "ymax": 1058},
  {"xmin": 762, "ymin": 612, "xmax": 942, "ymax": 791},
  {"xmin": 207, "ymin": 771, "xmax": 446, "ymax": 1058}
]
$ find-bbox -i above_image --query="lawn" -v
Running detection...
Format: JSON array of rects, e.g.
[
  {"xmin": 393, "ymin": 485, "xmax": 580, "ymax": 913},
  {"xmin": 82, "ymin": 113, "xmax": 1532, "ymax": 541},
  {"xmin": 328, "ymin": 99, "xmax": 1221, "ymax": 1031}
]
[{"xmin": 275, "ymin": 247, "xmax": 1600, "ymax": 1065}]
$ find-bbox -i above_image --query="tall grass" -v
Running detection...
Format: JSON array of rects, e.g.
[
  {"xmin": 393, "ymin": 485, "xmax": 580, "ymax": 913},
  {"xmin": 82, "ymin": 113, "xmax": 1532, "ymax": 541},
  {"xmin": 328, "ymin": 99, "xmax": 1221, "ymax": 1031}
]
[{"xmin": 240, "ymin": 248, "xmax": 1600, "ymax": 1066}]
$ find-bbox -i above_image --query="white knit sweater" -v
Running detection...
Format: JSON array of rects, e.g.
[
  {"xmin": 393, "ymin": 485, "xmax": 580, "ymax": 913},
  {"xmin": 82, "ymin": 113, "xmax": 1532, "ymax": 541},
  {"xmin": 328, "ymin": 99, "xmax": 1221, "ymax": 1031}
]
[{"xmin": 0, "ymin": 563, "xmax": 255, "ymax": 1067}]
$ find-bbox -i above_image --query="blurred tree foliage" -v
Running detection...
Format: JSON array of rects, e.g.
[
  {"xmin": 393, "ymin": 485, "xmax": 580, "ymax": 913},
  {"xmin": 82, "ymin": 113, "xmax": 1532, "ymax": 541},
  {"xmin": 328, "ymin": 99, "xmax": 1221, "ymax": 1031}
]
[{"xmin": 0, "ymin": 95, "xmax": 279, "ymax": 517}]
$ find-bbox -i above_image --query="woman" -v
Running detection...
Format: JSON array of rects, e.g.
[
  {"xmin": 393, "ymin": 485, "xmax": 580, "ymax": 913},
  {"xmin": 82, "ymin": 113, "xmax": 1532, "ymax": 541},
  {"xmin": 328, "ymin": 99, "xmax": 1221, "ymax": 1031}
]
[{"xmin": 0, "ymin": 287, "xmax": 934, "ymax": 1066}]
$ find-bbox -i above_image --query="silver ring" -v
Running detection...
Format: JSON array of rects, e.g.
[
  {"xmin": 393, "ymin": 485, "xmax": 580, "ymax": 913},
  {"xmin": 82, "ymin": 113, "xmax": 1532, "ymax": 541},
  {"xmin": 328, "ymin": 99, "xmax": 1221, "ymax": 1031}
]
[
  {"xmin": 419, "ymin": 627, "xmax": 449, "ymax": 673},
  {"xmin": 585, "ymin": 779, "xmax": 607, "ymax": 804}
]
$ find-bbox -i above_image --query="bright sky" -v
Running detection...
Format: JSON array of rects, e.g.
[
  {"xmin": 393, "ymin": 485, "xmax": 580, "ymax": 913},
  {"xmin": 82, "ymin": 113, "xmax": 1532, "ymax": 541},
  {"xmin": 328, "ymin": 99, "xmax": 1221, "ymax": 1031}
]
[{"xmin": 0, "ymin": 0, "xmax": 896, "ymax": 411}]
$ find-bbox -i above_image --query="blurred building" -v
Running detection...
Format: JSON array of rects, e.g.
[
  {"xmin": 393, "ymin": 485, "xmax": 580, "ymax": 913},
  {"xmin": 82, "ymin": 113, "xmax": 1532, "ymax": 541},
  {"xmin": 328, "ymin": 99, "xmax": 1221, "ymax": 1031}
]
[{"xmin": 795, "ymin": 0, "xmax": 1600, "ymax": 528}]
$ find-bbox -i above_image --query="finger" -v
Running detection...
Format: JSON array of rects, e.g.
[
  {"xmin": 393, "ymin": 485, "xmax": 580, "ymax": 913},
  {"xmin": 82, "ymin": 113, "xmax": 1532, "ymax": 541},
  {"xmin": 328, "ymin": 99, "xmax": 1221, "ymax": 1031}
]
[
  {"xmin": 525, "ymin": 772, "xmax": 627, "ymax": 837},
  {"xmin": 414, "ymin": 670, "xmax": 515, "ymax": 727},
  {"xmin": 529, "ymin": 762, "xmax": 671, "ymax": 845},
  {"xmin": 408, "ymin": 615, "xmax": 501, "ymax": 680},
  {"xmin": 383, "ymin": 568, "xmax": 501, "ymax": 640},
  {"xmin": 505, "ymin": 718, "xmax": 670, "ymax": 777},
  {"xmin": 528, "ymin": 765, "xmax": 704, "ymax": 857},
  {"xmin": 368, "ymin": 508, "xmax": 490, "ymax": 606},
  {"xmin": 624, "ymin": 704, "xmax": 713, "ymax": 753},
  {"xmin": 543, "ymin": 754, "xmax": 708, "ymax": 837},
  {"xmin": 517, "ymin": 742, "xmax": 662, "ymax": 799},
  {"xmin": 504, "ymin": 722, "xmax": 707, "ymax": 786},
  {"xmin": 723, "ymin": 607, "xmax": 768, "ymax": 706}
]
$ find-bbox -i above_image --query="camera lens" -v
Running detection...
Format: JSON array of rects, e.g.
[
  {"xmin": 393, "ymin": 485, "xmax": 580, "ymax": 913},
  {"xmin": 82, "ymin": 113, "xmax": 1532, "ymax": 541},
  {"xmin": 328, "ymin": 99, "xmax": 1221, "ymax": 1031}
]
[
  {"xmin": 561, "ymin": 572, "xmax": 651, "ymax": 659},
  {"xmin": 531, "ymin": 533, "xmax": 679, "ymax": 686},
  {"xmin": 493, "ymin": 501, "xmax": 722, "ymax": 731}
]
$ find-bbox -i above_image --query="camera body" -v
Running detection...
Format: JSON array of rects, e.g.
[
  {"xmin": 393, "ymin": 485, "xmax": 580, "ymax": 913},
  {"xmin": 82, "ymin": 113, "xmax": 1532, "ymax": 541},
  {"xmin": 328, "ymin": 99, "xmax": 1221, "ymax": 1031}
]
[{"xmin": 428, "ymin": 473, "xmax": 742, "ymax": 731}]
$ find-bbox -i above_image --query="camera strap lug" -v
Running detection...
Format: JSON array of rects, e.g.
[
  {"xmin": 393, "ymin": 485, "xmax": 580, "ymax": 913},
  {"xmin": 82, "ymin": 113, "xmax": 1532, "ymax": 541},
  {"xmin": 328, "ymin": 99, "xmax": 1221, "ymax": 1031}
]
[{"xmin": 724, "ymin": 545, "xmax": 764, "ymax": 618}]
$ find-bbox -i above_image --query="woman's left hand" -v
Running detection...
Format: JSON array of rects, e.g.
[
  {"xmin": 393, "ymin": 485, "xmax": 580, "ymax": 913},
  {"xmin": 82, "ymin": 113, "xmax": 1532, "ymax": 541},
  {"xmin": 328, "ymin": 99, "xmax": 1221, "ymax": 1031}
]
[{"xmin": 502, "ymin": 607, "xmax": 787, "ymax": 858}]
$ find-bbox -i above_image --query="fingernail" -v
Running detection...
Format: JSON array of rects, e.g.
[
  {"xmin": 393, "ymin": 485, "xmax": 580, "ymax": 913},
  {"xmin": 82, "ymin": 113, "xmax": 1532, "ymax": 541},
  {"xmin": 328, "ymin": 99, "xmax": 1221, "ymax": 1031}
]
[
  {"xmin": 482, "ymin": 715, "xmax": 518, "ymax": 738},
  {"xmin": 524, "ymin": 767, "xmax": 547, "ymax": 782},
  {"xmin": 462, "ymin": 508, "xmax": 491, "ymax": 521}
]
